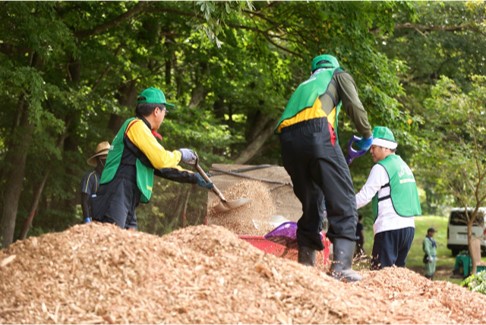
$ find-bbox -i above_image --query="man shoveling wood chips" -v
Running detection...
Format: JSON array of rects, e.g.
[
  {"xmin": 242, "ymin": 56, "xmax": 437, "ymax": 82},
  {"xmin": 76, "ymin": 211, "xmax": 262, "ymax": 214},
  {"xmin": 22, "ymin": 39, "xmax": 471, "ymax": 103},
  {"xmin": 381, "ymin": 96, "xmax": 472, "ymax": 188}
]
[{"xmin": 91, "ymin": 87, "xmax": 214, "ymax": 230}]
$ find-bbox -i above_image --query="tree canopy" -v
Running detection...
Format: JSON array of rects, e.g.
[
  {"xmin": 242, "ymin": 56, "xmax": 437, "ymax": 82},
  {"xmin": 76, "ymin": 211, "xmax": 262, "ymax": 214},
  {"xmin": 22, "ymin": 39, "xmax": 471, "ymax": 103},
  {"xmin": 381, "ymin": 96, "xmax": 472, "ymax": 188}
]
[{"xmin": 0, "ymin": 1, "xmax": 484, "ymax": 247}]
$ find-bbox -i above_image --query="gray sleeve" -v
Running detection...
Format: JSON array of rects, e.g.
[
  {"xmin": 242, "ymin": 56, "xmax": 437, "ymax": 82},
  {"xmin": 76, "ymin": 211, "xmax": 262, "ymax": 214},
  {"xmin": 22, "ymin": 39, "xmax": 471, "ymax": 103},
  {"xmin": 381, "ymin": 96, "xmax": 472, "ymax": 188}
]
[{"xmin": 335, "ymin": 72, "xmax": 372, "ymax": 138}]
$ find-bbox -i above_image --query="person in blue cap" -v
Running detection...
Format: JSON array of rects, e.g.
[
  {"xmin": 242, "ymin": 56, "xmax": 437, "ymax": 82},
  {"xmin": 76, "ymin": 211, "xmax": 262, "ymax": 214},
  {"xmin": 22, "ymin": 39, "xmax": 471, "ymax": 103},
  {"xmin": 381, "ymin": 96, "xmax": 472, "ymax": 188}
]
[
  {"xmin": 91, "ymin": 87, "xmax": 213, "ymax": 230},
  {"xmin": 275, "ymin": 54, "xmax": 373, "ymax": 282},
  {"xmin": 356, "ymin": 126, "xmax": 422, "ymax": 270}
]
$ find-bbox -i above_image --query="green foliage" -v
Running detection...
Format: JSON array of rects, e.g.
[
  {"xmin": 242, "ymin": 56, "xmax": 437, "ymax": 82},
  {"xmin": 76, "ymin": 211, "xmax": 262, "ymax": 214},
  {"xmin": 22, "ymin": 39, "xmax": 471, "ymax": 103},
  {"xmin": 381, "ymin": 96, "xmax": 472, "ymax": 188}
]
[
  {"xmin": 422, "ymin": 75, "xmax": 485, "ymax": 209},
  {"xmin": 4, "ymin": 1, "xmax": 483, "ymax": 242},
  {"xmin": 194, "ymin": 1, "xmax": 253, "ymax": 47},
  {"xmin": 416, "ymin": 74, "xmax": 486, "ymax": 273},
  {"xmin": 162, "ymin": 108, "xmax": 236, "ymax": 164},
  {"xmin": 461, "ymin": 271, "xmax": 486, "ymax": 295},
  {"xmin": 377, "ymin": 1, "xmax": 486, "ymax": 213}
]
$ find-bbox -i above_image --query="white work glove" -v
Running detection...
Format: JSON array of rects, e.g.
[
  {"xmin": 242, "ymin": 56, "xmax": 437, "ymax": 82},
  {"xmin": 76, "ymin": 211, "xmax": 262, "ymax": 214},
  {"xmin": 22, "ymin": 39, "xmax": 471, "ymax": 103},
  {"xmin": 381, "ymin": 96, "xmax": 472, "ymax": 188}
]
[{"xmin": 179, "ymin": 148, "xmax": 197, "ymax": 165}]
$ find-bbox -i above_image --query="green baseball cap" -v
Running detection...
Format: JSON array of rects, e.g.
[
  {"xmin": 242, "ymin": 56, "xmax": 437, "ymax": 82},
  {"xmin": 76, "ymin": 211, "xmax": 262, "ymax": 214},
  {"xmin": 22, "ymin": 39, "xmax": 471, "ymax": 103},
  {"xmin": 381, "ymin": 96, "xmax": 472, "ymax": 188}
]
[
  {"xmin": 137, "ymin": 87, "xmax": 175, "ymax": 109},
  {"xmin": 311, "ymin": 54, "xmax": 340, "ymax": 72},
  {"xmin": 372, "ymin": 126, "xmax": 397, "ymax": 149}
]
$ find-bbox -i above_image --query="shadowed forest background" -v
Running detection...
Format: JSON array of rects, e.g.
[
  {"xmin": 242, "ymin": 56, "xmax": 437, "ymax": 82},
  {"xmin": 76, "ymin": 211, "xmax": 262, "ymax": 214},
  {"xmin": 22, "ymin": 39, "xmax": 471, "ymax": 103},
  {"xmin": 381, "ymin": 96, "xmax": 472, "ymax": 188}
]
[{"xmin": 0, "ymin": 1, "xmax": 484, "ymax": 248}]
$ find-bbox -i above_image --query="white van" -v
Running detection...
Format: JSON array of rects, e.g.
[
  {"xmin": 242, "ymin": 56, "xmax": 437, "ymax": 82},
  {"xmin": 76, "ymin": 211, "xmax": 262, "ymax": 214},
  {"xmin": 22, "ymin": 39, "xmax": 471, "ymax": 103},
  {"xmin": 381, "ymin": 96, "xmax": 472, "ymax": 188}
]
[{"xmin": 447, "ymin": 207, "xmax": 486, "ymax": 256}]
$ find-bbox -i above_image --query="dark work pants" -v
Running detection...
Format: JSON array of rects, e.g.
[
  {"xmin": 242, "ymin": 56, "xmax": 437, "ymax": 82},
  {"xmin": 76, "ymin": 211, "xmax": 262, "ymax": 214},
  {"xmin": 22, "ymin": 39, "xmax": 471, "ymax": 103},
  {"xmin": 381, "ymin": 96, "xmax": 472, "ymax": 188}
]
[
  {"xmin": 371, "ymin": 227, "xmax": 415, "ymax": 270},
  {"xmin": 91, "ymin": 164, "xmax": 140, "ymax": 230},
  {"xmin": 279, "ymin": 118, "xmax": 358, "ymax": 251}
]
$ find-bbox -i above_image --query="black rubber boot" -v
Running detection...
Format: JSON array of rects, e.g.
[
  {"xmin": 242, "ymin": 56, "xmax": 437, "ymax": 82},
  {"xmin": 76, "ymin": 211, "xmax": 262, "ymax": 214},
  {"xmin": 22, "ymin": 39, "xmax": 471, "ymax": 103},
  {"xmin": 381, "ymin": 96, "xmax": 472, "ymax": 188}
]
[
  {"xmin": 298, "ymin": 246, "xmax": 316, "ymax": 266},
  {"xmin": 330, "ymin": 238, "xmax": 362, "ymax": 282}
]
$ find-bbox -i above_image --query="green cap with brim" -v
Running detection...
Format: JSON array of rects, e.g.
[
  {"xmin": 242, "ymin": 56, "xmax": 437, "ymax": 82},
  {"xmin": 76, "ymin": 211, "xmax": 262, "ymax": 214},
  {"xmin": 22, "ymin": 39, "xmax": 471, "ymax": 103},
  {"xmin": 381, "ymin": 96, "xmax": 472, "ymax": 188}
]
[
  {"xmin": 311, "ymin": 54, "xmax": 340, "ymax": 72},
  {"xmin": 137, "ymin": 87, "xmax": 175, "ymax": 109},
  {"xmin": 372, "ymin": 126, "xmax": 397, "ymax": 150}
]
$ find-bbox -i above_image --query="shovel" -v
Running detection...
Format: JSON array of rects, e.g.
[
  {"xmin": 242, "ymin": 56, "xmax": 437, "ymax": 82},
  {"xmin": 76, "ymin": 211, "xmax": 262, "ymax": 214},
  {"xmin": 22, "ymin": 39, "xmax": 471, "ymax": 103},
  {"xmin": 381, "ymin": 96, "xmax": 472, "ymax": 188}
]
[{"xmin": 195, "ymin": 161, "xmax": 251, "ymax": 213}]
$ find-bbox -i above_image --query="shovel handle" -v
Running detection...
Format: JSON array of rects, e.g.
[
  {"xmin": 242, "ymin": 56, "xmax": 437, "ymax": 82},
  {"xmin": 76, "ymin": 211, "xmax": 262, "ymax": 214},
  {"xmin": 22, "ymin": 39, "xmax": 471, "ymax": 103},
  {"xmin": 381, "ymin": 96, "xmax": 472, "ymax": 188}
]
[{"xmin": 195, "ymin": 162, "xmax": 227, "ymax": 202}]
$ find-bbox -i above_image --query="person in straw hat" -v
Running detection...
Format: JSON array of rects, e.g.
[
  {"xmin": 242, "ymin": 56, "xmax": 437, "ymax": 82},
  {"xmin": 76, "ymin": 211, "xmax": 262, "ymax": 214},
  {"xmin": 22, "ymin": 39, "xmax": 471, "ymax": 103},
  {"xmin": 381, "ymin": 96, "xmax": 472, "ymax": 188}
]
[
  {"xmin": 355, "ymin": 126, "xmax": 422, "ymax": 270},
  {"xmin": 80, "ymin": 141, "xmax": 110, "ymax": 223}
]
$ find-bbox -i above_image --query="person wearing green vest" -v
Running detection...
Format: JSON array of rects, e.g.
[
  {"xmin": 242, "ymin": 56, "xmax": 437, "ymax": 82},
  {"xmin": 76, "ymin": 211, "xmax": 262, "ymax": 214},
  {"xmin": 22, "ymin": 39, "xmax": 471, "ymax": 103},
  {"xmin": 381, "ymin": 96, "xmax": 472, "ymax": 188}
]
[
  {"xmin": 91, "ymin": 87, "xmax": 214, "ymax": 230},
  {"xmin": 423, "ymin": 227, "xmax": 437, "ymax": 280},
  {"xmin": 276, "ymin": 54, "xmax": 373, "ymax": 282},
  {"xmin": 356, "ymin": 126, "xmax": 422, "ymax": 270}
]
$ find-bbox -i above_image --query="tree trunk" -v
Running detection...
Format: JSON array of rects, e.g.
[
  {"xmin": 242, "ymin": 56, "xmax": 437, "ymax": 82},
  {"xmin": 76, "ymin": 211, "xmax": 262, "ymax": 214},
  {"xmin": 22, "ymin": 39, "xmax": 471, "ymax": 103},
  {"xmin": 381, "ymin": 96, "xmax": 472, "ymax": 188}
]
[
  {"xmin": 1, "ymin": 99, "xmax": 34, "ymax": 248},
  {"xmin": 180, "ymin": 187, "xmax": 192, "ymax": 228},
  {"xmin": 188, "ymin": 62, "xmax": 208, "ymax": 109},
  {"xmin": 19, "ymin": 172, "xmax": 49, "ymax": 240},
  {"xmin": 108, "ymin": 80, "xmax": 138, "ymax": 134},
  {"xmin": 189, "ymin": 84, "xmax": 208, "ymax": 109},
  {"xmin": 468, "ymin": 220, "xmax": 481, "ymax": 276},
  {"xmin": 235, "ymin": 114, "xmax": 276, "ymax": 164}
]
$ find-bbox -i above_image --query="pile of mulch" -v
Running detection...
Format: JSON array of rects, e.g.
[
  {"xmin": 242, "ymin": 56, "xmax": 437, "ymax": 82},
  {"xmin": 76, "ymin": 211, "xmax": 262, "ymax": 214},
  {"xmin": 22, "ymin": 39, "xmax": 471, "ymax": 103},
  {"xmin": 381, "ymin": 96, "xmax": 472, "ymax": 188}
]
[
  {"xmin": 207, "ymin": 180, "xmax": 277, "ymax": 236},
  {"xmin": 1, "ymin": 222, "xmax": 485, "ymax": 324}
]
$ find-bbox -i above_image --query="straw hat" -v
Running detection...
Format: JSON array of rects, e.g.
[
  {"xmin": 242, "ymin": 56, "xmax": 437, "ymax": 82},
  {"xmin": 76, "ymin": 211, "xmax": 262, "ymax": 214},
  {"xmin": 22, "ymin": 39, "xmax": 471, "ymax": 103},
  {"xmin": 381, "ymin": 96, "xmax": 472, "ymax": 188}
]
[{"xmin": 87, "ymin": 141, "xmax": 110, "ymax": 166}]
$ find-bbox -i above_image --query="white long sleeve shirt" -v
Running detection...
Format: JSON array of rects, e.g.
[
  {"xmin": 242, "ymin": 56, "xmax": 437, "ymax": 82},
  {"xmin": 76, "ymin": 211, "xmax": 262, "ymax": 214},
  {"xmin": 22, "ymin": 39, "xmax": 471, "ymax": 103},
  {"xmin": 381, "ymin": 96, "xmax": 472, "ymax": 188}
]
[{"xmin": 356, "ymin": 164, "xmax": 415, "ymax": 235}]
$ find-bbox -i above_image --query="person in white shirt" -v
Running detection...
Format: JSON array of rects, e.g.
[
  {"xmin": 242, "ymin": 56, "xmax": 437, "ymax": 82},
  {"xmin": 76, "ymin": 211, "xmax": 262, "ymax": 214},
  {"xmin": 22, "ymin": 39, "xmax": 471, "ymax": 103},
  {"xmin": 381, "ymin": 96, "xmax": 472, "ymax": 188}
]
[{"xmin": 355, "ymin": 126, "xmax": 422, "ymax": 270}]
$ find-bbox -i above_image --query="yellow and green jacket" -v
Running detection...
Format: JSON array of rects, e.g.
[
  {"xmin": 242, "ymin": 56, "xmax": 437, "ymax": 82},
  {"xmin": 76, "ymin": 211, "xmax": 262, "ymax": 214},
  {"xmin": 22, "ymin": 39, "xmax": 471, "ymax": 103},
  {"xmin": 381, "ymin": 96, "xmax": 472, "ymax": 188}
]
[
  {"xmin": 100, "ymin": 117, "xmax": 183, "ymax": 203},
  {"xmin": 275, "ymin": 68, "xmax": 372, "ymax": 140}
]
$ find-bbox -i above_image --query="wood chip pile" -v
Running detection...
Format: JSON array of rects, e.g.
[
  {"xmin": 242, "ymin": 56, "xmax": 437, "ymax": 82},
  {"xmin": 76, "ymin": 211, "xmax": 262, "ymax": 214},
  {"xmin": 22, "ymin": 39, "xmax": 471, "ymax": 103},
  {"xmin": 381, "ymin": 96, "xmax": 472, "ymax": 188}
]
[
  {"xmin": 207, "ymin": 180, "xmax": 277, "ymax": 236},
  {"xmin": 1, "ymin": 222, "xmax": 485, "ymax": 324}
]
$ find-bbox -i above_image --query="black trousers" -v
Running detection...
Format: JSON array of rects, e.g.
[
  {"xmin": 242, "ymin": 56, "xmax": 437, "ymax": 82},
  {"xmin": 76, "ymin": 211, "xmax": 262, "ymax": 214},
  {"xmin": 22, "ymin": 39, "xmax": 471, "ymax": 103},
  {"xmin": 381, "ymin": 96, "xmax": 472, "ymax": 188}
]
[{"xmin": 280, "ymin": 118, "xmax": 358, "ymax": 250}]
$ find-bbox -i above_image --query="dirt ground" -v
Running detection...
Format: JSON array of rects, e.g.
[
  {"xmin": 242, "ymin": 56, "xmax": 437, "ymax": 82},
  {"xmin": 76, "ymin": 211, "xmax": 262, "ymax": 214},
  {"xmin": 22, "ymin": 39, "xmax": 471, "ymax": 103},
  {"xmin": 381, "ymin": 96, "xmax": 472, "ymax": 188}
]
[
  {"xmin": 1, "ymin": 222, "xmax": 485, "ymax": 324},
  {"xmin": 408, "ymin": 265, "xmax": 463, "ymax": 282}
]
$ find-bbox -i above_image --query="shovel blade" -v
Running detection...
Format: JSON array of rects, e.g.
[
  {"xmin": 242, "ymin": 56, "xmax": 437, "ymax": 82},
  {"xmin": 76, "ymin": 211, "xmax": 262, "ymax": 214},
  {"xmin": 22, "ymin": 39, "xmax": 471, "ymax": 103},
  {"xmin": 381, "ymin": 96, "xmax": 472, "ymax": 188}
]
[{"xmin": 213, "ymin": 197, "xmax": 251, "ymax": 214}]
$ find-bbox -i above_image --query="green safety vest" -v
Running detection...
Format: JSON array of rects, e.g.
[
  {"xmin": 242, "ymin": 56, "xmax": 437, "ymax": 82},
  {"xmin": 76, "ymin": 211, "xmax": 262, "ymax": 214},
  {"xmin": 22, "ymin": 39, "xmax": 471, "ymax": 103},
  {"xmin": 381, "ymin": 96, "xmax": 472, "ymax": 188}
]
[
  {"xmin": 275, "ymin": 68, "xmax": 342, "ymax": 134},
  {"xmin": 372, "ymin": 154, "xmax": 422, "ymax": 219},
  {"xmin": 100, "ymin": 117, "xmax": 154, "ymax": 203}
]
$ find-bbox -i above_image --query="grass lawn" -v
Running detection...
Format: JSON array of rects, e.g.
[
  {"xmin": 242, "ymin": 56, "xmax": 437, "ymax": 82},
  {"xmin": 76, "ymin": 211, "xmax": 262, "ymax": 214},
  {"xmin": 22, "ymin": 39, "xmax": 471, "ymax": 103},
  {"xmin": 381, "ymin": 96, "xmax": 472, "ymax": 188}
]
[{"xmin": 361, "ymin": 215, "xmax": 486, "ymax": 284}]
